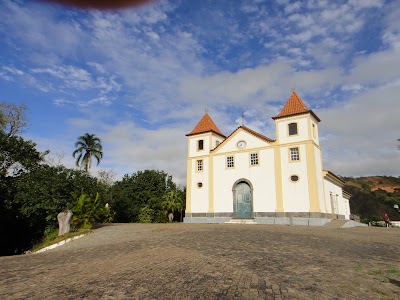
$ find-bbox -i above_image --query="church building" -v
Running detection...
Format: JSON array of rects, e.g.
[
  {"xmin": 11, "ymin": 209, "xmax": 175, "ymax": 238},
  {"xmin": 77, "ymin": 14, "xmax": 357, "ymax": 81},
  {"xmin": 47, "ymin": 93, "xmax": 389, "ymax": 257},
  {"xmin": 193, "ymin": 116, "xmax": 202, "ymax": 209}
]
[{"xmin": 184, "ymin": 91, "xmax": 351, "ymax": 226}]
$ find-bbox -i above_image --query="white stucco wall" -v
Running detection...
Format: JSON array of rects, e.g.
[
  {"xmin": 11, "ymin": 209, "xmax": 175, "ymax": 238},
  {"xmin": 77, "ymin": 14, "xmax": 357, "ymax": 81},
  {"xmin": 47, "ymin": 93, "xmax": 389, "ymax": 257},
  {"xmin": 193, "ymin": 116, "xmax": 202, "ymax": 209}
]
[
  {"xmin": 212, "ymin": 147, "xmax": 276, "ymax": 213},
  {"xmin": 215, "ymin": 130, "xmax": 270, "ymax": 153},
  {"xmin": 313, "ymin": 147, "xmax": 326, "ymax": 213},
  {"xmin": 280, "ymin": 144, "xmax": 310, "ymax": 212},
  {"xmin": 188, "ymin": 133, "xmax": 209, "ymax": 158},
  {"xmin": 310, "ymin": 117, "xmax": 320, "ymax": 145},
  {"xmin": 190, "ymin": 157, "xmax": 209, "ymax": 212},
  {"xmin": 323, "ymin": 179, "xmax": 350, "ymax": 219},
  {"xmin": 277, "ymin": 117, "xmax": 309, "ymax": 145}
]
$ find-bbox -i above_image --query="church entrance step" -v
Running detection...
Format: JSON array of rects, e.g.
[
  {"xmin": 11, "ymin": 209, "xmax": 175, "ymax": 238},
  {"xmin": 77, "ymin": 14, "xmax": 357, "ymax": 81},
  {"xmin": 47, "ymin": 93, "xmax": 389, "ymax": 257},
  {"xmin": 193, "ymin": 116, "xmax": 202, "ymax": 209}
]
[{"xmin": 225, "ymin": 219, "xmax": 257, "ymax": 225}]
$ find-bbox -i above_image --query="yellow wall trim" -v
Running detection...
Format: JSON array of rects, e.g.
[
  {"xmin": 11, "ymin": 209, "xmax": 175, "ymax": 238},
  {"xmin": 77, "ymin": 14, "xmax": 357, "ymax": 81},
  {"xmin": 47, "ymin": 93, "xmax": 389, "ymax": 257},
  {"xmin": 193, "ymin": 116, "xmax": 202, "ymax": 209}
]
[
  {"xmin": 208, "ymin": 156, "xmax": 214, "ymax": 212},
  {"xmin": 305, "ymin": 143, "xmax": 320, "ymax": 213},
  {"xmin": 186, "ymin": 158, "xmax": 192, "ymax": 213}
]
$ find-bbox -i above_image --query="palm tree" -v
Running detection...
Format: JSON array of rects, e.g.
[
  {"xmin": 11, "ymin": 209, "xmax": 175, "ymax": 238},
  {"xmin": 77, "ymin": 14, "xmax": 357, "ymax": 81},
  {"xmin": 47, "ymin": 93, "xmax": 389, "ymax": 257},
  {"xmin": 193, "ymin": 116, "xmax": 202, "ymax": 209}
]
[
  {"xmin": 161, "ymin": 189, "xmax": 183, "ymax": 222},
  {"xmin": 72, "ymin": 133, "xmax": 103, "ymax": 172}
]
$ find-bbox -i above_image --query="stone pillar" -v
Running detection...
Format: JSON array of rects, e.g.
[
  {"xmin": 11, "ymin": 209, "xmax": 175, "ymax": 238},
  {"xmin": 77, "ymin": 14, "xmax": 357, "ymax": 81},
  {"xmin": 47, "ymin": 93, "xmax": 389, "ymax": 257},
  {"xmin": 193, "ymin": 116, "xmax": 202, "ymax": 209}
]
[{"xmin": 57, "ymin": 210, "xmax": 73, "ymax": 236}]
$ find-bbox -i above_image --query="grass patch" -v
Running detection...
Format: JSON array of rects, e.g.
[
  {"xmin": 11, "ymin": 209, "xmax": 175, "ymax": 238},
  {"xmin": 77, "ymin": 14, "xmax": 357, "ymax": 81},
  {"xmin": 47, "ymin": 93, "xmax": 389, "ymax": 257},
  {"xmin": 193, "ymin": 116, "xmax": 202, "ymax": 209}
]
[
  {"xmin": 386, "ymin": 269, "xmax": 400, "ymax": 275},
  {"xmin": 371, "ymin": 288, "xmax": 388, "ymax": 296},
  {"xmin": 369, "ymin": 269, "xmax": 400, "ymax": 276},
  {"xmin": 369, "ymin": 270, "xmax": 384, "ymax": 275},
  {"xmin": 32, "ymin": 228, "xmax": 92, "ymax": 252},
  {"xmin": 354, "ymin": 264, "xmax": 364, "ymax": 272}
]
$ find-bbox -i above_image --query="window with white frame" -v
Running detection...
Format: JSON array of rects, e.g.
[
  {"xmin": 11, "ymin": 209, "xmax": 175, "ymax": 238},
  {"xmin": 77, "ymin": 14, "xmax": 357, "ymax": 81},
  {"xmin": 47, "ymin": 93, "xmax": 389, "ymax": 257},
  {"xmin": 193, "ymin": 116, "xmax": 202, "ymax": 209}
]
[
  {"xmin": 197, "ymin": 159, "xmax": 203, "ymax": 171},
  {"xmin": 250, "ymin": 153, "xmax": 259, "ymax": 165},
  {"xmin": 226, "ymin": 156, "xmax": 234, "ymax": 168},
  {"xmin": 290, "ymin": 147, "xmax": 300, "ymax": 161}
]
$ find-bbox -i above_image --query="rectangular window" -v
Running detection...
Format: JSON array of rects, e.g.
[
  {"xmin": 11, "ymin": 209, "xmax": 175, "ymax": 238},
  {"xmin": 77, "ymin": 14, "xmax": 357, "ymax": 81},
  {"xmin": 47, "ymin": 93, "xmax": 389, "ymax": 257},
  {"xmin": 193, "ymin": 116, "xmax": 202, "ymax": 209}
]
[
  {"xmin": 288, "ymin": 123, "xmax": 298, "ymax": 136},
  {"xmin": 290, "ymin": 147, "xmax": 300, "ymax": 161},
  {"xmin": 250, "ymin": 153, "xmax": 259, "ymax": 165},
  {"xmin": 197, "ymin": 159, "xmax": 203, "ymax": 171},
  {"xmin": 312, "ymin": 123, "xmax": 316, "ymax": 138},
  {"xmin": 226, "ymin": 156, "xmax": 234, "ymax": 168},
  {"xmin": 198, "ymin": 140, "xmax": 204, "ymax": 150}
]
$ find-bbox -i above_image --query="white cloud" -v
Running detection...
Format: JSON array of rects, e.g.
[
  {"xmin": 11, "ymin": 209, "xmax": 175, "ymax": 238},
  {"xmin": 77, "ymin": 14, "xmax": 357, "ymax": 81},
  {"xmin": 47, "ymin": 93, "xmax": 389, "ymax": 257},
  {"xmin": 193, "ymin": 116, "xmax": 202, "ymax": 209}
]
[
  {"xmin": 31, "ymin": 65, "xmax": 95, "ymax": 90},
  {"xmin": 2, "ymin": 66, "xmax": 24, "ymax": 76},
  {"xmin": 284, "ymin": 1, "xmax": 301, "ymax": 14},
  {"xmin": 319, "ymin": 82, "xmax": 400, "ymax": 176},
  {"xmin": 1, "ymin": 0, "xmax": 399, "ymax": 183},
  {"xmin": 102, "ymin": 121, "xmax": 188, "ymax": 184},
  {"xmin": 53, "ymin": 98, "xmax": 73, "ymax": 106}
]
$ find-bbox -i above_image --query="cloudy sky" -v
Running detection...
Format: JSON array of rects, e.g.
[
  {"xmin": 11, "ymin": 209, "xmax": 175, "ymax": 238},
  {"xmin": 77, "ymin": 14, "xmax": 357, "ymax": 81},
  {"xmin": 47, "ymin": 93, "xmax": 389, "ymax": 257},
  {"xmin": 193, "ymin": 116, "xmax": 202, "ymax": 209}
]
[{"xmin": 1, "ymin": 0, "xmax": 399, "ymax": 185}]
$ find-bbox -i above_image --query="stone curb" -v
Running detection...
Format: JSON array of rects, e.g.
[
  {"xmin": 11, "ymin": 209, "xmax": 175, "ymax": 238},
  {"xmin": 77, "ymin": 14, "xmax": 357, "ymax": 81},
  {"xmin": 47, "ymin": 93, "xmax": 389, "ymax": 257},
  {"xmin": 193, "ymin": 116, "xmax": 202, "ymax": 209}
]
[{"xmin": 34, "ymin": 234, "xmax": 86, "ymax": 254}]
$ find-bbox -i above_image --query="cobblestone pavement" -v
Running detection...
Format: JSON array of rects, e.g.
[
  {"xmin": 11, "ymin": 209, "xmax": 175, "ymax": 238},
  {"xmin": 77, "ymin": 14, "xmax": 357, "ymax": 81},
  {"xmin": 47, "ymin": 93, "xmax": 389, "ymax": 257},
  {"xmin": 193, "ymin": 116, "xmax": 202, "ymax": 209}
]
[{"xmin": 1, "ymin": 224, "xmax": 399, "ymax": 300}]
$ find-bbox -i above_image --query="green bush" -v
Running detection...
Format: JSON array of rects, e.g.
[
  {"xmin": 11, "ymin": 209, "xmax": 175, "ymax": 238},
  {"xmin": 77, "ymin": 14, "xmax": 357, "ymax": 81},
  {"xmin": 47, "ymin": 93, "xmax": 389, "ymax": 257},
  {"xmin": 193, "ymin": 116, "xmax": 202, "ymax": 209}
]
[{"xmin": 72, "ymin": 193, "xmax": 112, "ymax": 228}]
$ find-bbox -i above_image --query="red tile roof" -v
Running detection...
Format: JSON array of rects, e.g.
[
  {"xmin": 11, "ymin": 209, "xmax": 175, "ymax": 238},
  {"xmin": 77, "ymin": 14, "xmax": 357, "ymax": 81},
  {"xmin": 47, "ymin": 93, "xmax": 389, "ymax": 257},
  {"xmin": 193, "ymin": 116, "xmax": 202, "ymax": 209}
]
[
  {"xmin": 186, "ymin": 113, "xmax": 225, "ymax": 137},
  {"xmin": 211, "ymin": 125, "xmax": 274, "ymax": 152},
  {"xmin": 241, "ymin": 126, "xmax": 275, "ymax": 143},
  {"xmin": 272, "ymin": 92, "xmax": 321, "ymax": 122}
]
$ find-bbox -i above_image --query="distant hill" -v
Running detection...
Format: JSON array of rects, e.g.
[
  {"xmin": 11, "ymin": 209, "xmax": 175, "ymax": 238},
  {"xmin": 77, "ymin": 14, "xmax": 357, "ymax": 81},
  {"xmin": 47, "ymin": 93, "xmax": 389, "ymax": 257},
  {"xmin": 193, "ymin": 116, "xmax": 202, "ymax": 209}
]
[
  {"xmin": 344, "ymin": 176, "xmax": 400, "ymax": 193},
  {"xmin": 342, "ymin": 176, "xmax": 400, "ymax": 222}
]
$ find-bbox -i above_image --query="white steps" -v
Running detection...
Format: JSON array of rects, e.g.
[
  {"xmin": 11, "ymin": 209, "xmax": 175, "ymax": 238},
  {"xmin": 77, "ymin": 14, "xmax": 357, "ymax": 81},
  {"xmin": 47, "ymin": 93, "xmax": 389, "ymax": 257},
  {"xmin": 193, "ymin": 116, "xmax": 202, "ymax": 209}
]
[{"xmin": 225, "ymin": 219, "xmax": 257, "ymax": 225}]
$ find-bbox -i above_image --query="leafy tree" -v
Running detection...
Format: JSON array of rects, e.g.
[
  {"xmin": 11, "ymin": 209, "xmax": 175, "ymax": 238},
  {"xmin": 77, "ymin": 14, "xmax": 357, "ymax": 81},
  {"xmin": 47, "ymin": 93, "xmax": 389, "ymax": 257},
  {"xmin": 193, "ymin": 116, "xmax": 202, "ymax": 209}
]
[
  {"xmin": 111, "ymin": 170, "xmax": 180, "ymax": 223},
  {"xmin": 2, "ymin": 165, "xmax": 104, "ymax": 254},
  {"xmin": 138, "ymin": 205, "xmax": 155, "ymax": 223},
  {"xmin": 71, "ymin": 193, "xmax": 112, "ymax": 229},
  {"xmin": 11, "ymin": 165, "xmax": 102, "ymax": 224},
  {"xmin": 0, "ymin": 131, "xmax": 47, "ymax": 176},
  {"xmin": 161, "ymin": 189, "xmax": 183, "ymax": 222},
  {"xmin": 97, "ymin": 168, "xmax": 116, "ymax": 211},
  {"xmin": 0, "ymin": 129, "xmax": 48, "ymax": 255},
  {"xmin": 345, "ymin": 184, "xmax": 400, "ymax": 223},
  {"xmin": 72, "ymin": 133, "xmax": 103, "ymax": 172}
]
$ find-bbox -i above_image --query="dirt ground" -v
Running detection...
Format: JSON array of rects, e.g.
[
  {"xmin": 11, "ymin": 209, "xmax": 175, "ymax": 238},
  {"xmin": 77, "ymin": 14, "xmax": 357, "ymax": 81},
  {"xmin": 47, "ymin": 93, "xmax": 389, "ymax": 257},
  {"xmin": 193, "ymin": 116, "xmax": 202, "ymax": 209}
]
[{"xmin": 0, "ymin": 223, "xmax": 399, "ymax": 299}]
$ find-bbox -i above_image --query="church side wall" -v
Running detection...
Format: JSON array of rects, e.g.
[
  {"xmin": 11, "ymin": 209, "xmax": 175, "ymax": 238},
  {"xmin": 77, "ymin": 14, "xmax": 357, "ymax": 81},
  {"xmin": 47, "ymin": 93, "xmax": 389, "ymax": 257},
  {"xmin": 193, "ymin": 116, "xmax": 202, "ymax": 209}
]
[
  {"xmin": 314, "ymin": 147, "xmax": 327, "ymax": 213},
  {"xmin": 323, "ymin": 179, "xmax": 349, "ymax": 219}
]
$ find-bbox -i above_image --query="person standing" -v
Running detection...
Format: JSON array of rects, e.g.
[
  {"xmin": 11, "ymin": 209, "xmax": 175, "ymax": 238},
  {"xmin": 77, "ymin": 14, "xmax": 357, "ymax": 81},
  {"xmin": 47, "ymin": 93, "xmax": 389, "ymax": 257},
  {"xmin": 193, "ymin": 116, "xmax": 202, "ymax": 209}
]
[{"xmin": 384, "ymin": 213, "xmax": 390, "ymax": 227}]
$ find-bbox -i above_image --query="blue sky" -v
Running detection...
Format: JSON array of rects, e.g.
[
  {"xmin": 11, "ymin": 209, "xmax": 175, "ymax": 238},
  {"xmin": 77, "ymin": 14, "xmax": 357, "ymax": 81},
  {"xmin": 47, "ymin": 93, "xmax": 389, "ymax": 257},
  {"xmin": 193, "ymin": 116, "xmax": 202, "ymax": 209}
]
[{"xmin": 1, "ymin": 0, "xmax": 399, "ymax": 184}]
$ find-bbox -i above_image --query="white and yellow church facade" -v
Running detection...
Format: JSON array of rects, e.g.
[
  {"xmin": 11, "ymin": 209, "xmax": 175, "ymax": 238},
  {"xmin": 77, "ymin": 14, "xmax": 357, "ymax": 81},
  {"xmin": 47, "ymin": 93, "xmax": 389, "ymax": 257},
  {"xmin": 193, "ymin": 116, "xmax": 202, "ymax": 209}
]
[{"xmin": 184, "ymin": 92, "xmax": 351, "ymax": 226}]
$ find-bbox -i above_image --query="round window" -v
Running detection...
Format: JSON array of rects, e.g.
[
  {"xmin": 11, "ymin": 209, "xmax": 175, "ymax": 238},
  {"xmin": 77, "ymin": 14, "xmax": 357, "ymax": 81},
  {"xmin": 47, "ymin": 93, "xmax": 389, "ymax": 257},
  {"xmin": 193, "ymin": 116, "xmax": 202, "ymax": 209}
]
[
  {"xmin": 197, "ymin": 182, "xmax": 203, "ymax": 188},
  {"xmin": 290, "ymin": 175, "xmax": 299, "ymax": 182}
]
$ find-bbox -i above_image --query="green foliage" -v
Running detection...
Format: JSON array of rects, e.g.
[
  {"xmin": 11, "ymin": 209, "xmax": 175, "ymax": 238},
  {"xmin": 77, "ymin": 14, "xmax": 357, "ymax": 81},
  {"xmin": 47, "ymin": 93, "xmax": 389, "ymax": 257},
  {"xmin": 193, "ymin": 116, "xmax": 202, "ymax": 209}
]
[
  {"xmin": 71, "ymin": 193, "xmax": 112, "ymax": 228},
  {"xmin": 0, "ymin": 131, "xmax": 47, "ymax": 176},
  {"xmin": 9, "ymin": 165, "xmax": 101, "ymax": 226},
  {"xmin": 161, "ymin": 189, "xmax": 185, "ymax": 222},
  {"xmin": 1, "ymin": 164, "xmax": 107, "ymax": 255},
  {"xmin": 111, "ymin": 170, "xmax": 184, "ymax": 223},
  {"xmin": 345, "ymin": 178, "xmax": 400, "ymax": 222},
  {"xmin": 0, "ymin": 130, "xmax": 49, "ymax": 255},
  {"xmin": 138, "ymin": 205, "xmax": 155, "ymax": 223},
  {"xmin": 72, "ymin": 133, "xmax": 103, "ymax": 172},
  {"xmin": 32, "ymin": 228, "xmax": 91, "ymax": 252}
]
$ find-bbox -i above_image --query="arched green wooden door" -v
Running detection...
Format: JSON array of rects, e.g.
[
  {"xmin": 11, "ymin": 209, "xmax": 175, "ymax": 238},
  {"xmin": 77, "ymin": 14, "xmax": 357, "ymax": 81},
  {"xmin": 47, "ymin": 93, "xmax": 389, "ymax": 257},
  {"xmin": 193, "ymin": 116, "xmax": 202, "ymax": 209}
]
[{"xmin": 235, "ymin": 182, "xmax": 252, "ymax": 219}]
